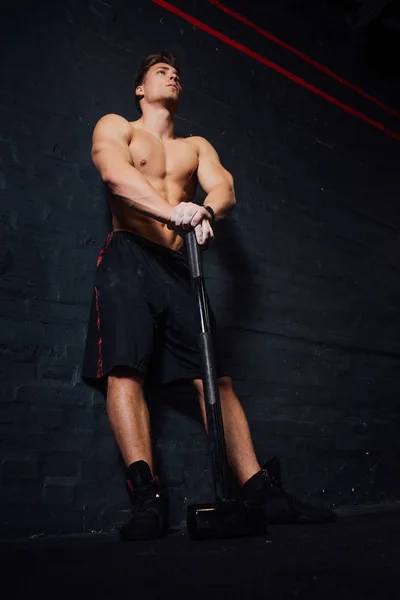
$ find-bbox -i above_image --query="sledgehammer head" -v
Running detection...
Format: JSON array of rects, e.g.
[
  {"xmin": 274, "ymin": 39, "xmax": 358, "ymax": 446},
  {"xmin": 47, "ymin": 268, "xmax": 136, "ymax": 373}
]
[{"xmin": 187, "ymin": 500, "xmax": 267, "ymax": 540}]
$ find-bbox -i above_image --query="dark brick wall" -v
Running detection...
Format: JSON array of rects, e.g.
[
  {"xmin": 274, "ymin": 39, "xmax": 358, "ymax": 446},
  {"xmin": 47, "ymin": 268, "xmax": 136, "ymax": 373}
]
[{"xmin": 1, "ymin": 0, "xmax": 399, "ymax": 538}]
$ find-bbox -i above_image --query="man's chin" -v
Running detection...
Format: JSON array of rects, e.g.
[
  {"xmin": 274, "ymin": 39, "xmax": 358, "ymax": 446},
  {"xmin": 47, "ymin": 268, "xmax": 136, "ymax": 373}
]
[{"xmin": 162, "ymin": 97, "xmax": 180, "ymax": 111}]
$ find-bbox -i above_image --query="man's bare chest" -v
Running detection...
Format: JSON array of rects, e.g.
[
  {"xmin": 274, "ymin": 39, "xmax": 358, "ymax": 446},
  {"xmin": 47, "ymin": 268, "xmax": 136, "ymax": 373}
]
[{"xmin": 129, "ymin": 133, "xmax": 199, "ymax": 184}]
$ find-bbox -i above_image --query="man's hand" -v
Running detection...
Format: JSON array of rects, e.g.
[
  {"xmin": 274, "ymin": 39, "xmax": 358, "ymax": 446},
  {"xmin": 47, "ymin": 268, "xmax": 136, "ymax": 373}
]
[
  {"xmin": 168, "ymin": 202, "xmax": 215, "ymax": 248},
  {"xmin": 194, "ymin": 218, "xmax": 215, "ymax": 250},
  {"xmin": 169, "ymin": 202, "xmax": 210, "ymax": 229}
]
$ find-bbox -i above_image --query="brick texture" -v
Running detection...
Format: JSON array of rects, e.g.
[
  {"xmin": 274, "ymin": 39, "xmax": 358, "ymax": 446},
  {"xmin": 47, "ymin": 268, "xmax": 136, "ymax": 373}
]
[{"xmin": 1, "ymin": 0, "xmax": 400, "ymax": 537}]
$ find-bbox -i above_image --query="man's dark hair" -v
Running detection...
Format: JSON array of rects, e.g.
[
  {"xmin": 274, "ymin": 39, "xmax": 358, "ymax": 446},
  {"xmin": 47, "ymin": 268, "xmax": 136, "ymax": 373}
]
[{"xmin": 134, "ymin": 51, "xmax": 181, "ymax": 113}]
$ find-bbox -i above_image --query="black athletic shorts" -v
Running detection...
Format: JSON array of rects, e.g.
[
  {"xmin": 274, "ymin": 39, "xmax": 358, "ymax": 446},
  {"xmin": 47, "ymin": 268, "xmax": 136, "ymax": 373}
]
[{"xmin": 82, "ymin": 230, "xmax": 228, "ymax": 388}]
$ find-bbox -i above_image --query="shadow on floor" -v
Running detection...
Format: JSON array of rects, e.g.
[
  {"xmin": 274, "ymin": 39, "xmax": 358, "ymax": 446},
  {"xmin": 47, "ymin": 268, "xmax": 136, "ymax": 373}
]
[{"xmin": 1, "ymin": 504, "xmax": 399, "ymax": 599}]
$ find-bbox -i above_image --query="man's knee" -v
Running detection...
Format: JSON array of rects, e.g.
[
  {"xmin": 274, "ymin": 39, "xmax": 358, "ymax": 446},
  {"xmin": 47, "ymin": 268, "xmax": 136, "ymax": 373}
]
[
  {"xmin": 218, "ymin": 376, "xmax": 232, "ymax": 390},
  {"xmin": 193, "ymin": 375, "xmax": 232, "ymax": 397},
  {"xmin": 107, "ymin": 366, "xmax": 145, "ymax": 392}
]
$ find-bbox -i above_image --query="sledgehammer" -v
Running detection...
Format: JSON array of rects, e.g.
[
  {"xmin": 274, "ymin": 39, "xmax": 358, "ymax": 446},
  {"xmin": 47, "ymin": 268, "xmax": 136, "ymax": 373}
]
[{"xmin": 185, "ymin": 230, "xmax": 267, "ymax": 540}]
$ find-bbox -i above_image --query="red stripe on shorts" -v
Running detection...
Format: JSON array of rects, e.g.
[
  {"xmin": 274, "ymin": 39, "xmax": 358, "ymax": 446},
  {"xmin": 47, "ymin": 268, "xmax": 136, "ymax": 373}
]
[
  {"xmin": 94, "ymin": 285, "xmax": 103, "ymax": 377},
  {"xmin": 97, "ymin": 232, "xmax": 114, "ymax": 268}
]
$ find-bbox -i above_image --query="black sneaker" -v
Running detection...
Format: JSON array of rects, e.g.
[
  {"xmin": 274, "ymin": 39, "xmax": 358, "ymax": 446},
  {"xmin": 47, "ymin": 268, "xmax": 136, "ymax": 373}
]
[
  {"xmin": 120, "ymin": 460, "xmax": 167, "ymax": 541},
  {"xmin": 242, "ymin": 456, "xmax": 337, "ymax": 525}
]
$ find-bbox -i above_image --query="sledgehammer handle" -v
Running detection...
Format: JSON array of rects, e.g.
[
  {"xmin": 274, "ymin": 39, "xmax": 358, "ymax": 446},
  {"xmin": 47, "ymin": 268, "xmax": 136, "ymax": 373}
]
[{"xmin": 186, "ymin": 230, "xmax": 231, "ymax": 502}]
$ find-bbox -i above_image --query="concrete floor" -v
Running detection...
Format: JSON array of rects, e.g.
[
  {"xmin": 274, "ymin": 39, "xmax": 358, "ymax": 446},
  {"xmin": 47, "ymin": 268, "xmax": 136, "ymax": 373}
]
[{"xmin": 1, "ymin": 504, "xmax": 399, "ymax": 599}]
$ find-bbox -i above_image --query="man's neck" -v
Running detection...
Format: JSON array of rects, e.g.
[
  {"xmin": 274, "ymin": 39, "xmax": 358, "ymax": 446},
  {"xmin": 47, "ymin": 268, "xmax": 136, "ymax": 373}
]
[{"xmin": 138, "ymin": 104, "xmax": 175, "ymax": 140}]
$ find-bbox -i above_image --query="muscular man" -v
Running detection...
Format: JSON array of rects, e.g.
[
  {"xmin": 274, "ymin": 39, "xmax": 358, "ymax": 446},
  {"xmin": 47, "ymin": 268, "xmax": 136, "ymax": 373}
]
[{"xmin": 83, "ymin": 52, "xmax": 336, "ymax": 540}]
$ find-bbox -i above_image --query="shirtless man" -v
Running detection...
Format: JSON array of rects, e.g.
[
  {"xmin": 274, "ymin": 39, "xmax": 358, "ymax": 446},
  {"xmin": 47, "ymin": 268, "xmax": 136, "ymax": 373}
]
[{"xmin": 82, "ymin": 52, "xmax": 336, "ymax": 540}]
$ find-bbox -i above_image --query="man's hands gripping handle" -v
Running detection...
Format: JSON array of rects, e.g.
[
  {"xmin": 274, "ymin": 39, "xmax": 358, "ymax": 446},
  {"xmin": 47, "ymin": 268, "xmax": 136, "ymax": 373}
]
[{"xmin": 168, "ymin": 202, "xmax": 215, "ymax": 249}]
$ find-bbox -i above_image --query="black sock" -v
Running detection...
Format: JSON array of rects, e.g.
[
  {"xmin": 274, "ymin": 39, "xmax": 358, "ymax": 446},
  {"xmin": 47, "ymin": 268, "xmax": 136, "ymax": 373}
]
[
  {"xmin": 241, "ymin": 468, "xmax": 270, "ymax": 497},
  {"xmin": 126, "ymin": 460, "xmax": 153, "ymax": 492}
]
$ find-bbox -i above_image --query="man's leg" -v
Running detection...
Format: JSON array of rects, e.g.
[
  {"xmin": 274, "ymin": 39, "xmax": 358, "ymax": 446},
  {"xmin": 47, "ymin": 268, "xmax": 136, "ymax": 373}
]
[
  {"xmin": 107, "ymin": 366, "xmax": 153, "ymax": 472},
  {"xmin": 106, "ymin": 366, "xmax": 166, "ymax": 540},
  {"xmin": 193, "ymin": 376, "xmax": 337, "ymax": 524},
  {"xmin": 192, "ymin": 376, "xmax": 261, "ymax": 486}
]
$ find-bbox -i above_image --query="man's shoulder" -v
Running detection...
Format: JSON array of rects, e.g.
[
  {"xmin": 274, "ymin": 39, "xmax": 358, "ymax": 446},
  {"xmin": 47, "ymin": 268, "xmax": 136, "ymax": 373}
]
[
  {"xmin": 93, "ymin": 114, "xmax": 135, "ymax": 141},
  {"xmin": 96, "ymin": 112, "xmax": 127, "ymax": 123},
  {"xmin": 186, "ymin": 136, "xmax": 214, "ymax": 151},
  {"xmin": 94, "ymin": 113, "xmax": 133, "ymax": 131}
]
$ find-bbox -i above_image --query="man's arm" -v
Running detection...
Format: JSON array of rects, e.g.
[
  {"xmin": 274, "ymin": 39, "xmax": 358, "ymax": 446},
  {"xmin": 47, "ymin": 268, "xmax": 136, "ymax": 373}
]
[
  {"xmin": 194, "ymin": 137, "xmax": 236, "ymax": 222},
  {"xmin": 91, "ymin": 114, "xmax": 173, "ymax": 224}
]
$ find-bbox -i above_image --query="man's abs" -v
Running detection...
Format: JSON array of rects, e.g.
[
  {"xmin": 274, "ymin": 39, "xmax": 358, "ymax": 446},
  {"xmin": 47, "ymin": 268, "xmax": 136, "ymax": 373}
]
[
  {"xmin": 108, "ymin": 187, "xmax": 188, "ymax": 253},
  {"xmin": 107, "ymin": 125, "xmax": 199, "ymax": 252}
]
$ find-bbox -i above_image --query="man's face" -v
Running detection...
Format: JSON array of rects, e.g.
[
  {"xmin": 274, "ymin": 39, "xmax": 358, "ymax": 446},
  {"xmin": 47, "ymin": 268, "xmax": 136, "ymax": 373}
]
[{"xmin": 137, "ymin": 62, "xmax": 182, "ymax": 109}]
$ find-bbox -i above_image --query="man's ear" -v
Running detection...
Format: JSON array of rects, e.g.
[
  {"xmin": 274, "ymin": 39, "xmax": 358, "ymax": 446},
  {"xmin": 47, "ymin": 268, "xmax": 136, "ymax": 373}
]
[{"xmin": 135, "ymin": 85, "xmax": 143, "ymax": 100}]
